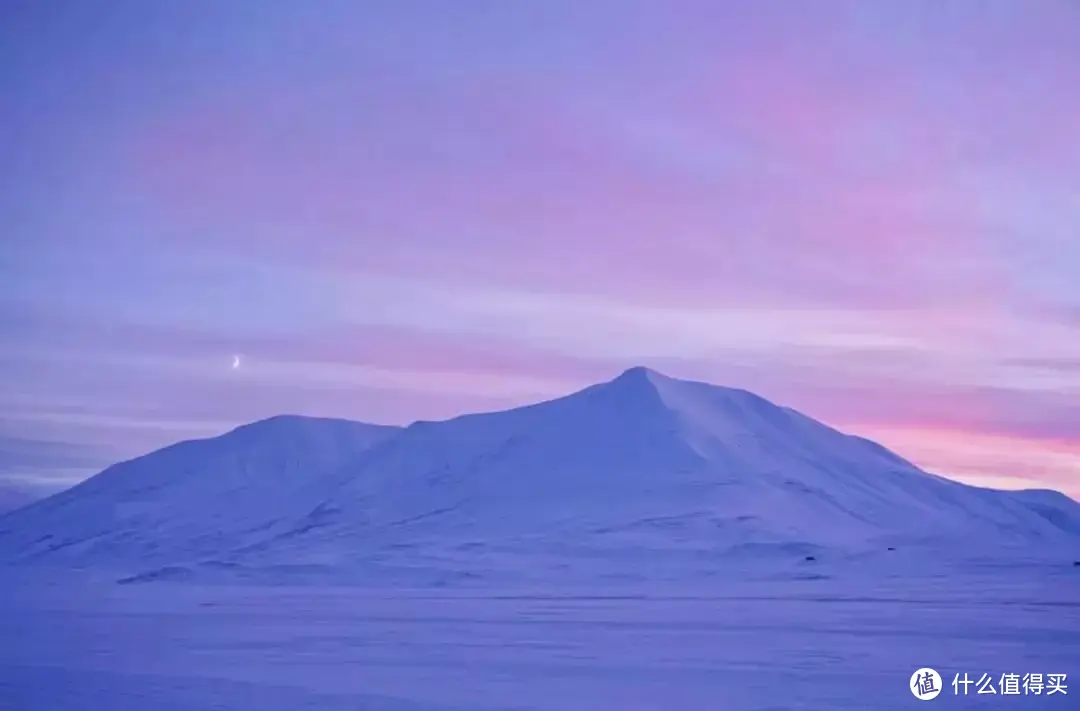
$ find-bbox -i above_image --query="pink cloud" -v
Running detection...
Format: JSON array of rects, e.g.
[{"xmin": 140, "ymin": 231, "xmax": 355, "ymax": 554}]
[{"xmin": 118, "ymin": 22, "xmax": 1063, "ymax": 322}]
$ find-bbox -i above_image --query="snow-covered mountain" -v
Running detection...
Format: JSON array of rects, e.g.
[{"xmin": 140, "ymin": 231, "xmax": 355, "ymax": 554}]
[
  {"xmin": 266, "ymin": 367, "xmax": 1079, "ymax": 565},
  {"xmin": 1, "ymin": 368, "xmax": 1077, "ymax": 576},
  {"xmin": 0, "ymin": 415, "xmax": 399, "ymax": 565}
]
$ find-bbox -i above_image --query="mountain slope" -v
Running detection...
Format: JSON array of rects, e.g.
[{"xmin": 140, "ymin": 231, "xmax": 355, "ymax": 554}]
[
  {"xmin": 0, "ymin": 416, "xmax": 399, "ymax": 564},
  {"xmin": 267, "ymin": 368, "xmax": 1079, "ymax": 565},
  {"xmin": 2, "ymin": 369, "xmax": 1076, "ymax": 576}
]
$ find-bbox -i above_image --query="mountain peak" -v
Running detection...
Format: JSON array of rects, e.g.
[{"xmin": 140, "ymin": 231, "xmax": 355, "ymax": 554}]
[
  {"xmin": 617, "ymin": 364, "xmax": 660, "ymax": 378},
  {"xmin": 224, "ymin": 414, "xmax": 398, "ymax": 442},
  {"xmin": 559, "ymin": 365, "xmax": 674, "ymax": 415},
  {"xmin": 612, "ymin": 365, "xmax": 668, "ymax": 383},
  {"xmin": 603, "ymin": 366, "xmax": 675, "ymax": 396},
  {"xmin": 231, "ymin": 413, "xmax": 367, "ymax": 432},
  {"xmin": 601, "ymin": 366, "xmax": 735, "ymax": 411}
]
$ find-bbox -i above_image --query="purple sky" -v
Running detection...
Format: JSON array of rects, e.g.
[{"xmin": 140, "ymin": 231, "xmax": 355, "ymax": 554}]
[{"xmin": 2, "ymin": 1, "xmax": 1078, "ymax": 497}]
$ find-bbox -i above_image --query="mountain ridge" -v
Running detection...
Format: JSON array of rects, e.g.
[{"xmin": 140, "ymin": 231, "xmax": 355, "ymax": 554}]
[
  {"xmin": 1, "ymin": 367, "xmax": 1076, "ymax": 576},
  {"xmin": 250, "ymin": 368, "xmax": 1079, "ymax": 571},
  {"xmin": 0, "ymin": 415, "xmax": 400, "ymax": 564}
]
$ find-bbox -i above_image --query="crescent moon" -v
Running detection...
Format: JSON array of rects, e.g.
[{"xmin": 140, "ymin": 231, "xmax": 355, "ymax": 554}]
[{"xmin": 232, "ymin": 355, "xmax": 241, "ymax": 369}]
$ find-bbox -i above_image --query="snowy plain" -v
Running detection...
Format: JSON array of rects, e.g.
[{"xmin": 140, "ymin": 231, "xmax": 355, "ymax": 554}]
[
  {"xmin": 1, "ymin": 368, "xmax": 1077, "ymax": 710},
  {"xmin": 2, "ymin": 570, "xmax": 1078, "ymax": 710}
]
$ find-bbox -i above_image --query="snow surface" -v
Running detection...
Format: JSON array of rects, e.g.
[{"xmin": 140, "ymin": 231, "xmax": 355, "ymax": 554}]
[
  {"xmin": 1, "ymin": 367, "xmax": 1078, "ymax": 709},
  {"xmin": 2, "ymin": 571, "xmax": 1078, "ymax": 710},
  {"xmin": 281, "ymin": 367, "xmax": 1079, "ymax": 560},
  {"xmin": 0, "ymin": 415, "xmax": 399, "ymax": 566}
]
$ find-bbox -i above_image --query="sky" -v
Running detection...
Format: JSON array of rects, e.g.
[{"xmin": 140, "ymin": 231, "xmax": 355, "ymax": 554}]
[{"xmin": 1, "ymin": 1, "xmax": 1078, "ymax": 499}]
